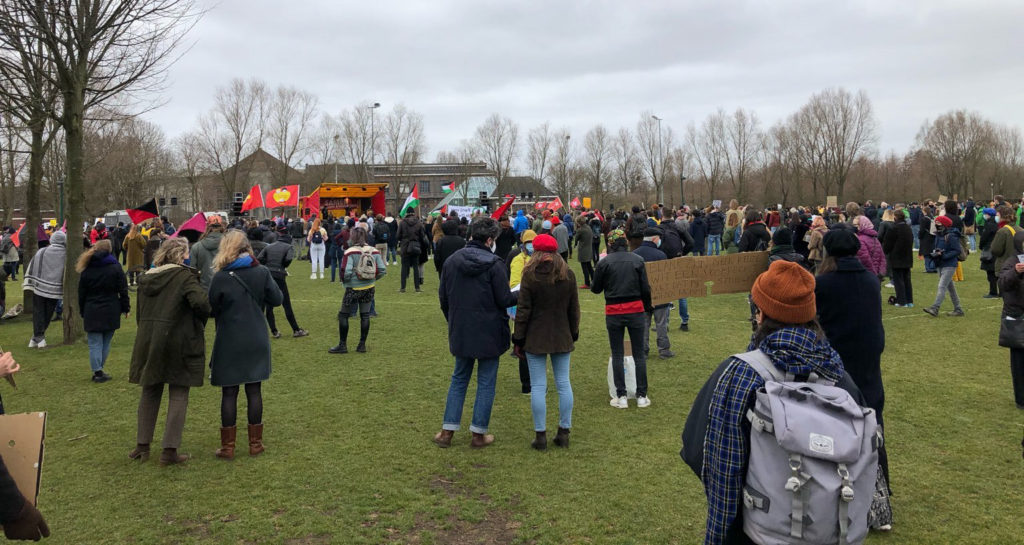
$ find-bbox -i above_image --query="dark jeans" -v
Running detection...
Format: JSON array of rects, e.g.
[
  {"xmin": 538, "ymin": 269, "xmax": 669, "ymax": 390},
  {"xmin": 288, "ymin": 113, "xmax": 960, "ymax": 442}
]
[
  {"xmin": 32, "ymin": 294, "xmax": 59, "ymax": 339},
  {"xmin": 265, "ymin": 276, "xmax": 301, "ymax": 333},
  {"xmin": 987, "ymin": 270, "xmax": 999, "ymax": 296},
  {"xmin": 606, "ymin": 312, "xmax": 648, "ymax": 397},
  {"xmin": 1010, "ymin": 348, "xmax": 1024, "ymax": 407},
  {"xmin": 892, "ymin": 268, "xmax": 913, "ymax": 305},
  {"xmin": 580, "ymin": 261, "xmax": 594, "ymax": 286},
  {"xmin": 329, "ymin": 252, "xmax": 343, "ymax": 281},
  {"xmin": 401, "ymin": 254, "xmax": 421, "ymax": 290},
  {"xmin": 3, "ymin": 262, "xmax": 16, "ymax": 280},
  {"xmin": 591, "ymin": 240, "xmax": 600, "ymax": 269},
  {"xmin": 517, "ymin": 354, "xmax": 531, "ymax": 393}
]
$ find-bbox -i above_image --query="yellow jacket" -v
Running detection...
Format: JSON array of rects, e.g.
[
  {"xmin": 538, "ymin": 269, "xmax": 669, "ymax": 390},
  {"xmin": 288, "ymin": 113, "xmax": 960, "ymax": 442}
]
[{"xmin": 509, "ymin": 251, "xmax": 530, "ymax": 288}]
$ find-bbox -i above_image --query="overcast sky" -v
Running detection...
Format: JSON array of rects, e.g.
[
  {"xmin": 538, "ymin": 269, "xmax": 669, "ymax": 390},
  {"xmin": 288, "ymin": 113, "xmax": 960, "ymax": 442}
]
[{"xmin": 146, "ymin": 0, "xmax": 1024, "ymax": 168}]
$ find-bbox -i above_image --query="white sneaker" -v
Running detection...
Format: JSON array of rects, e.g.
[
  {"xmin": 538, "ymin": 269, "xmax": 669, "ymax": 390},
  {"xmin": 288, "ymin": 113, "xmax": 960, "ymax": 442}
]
[
  {"xmin": 637, "ymin": 396, "xmax": 651, "ymax": 408},
  {"xmin": 36, "ymin": 339, "xmax": 47, "ymax": 349},
  {"xmin": 28, "ymin": 338, "xmax": 38, "ymax": 348},
  {"xmin": 884, "ymin": 282, "xmax": 894, "ymax": 288},
  {"xmin": 310, "ymin": 273, "xmax": 317, "ymax": 280},
  {"xmin": 609, "ymin": 396, "xmax": 628, "ymax": 409},
  {"xmin": 319, "ymin": 273, "xmax": 324, "ymax": 279}
]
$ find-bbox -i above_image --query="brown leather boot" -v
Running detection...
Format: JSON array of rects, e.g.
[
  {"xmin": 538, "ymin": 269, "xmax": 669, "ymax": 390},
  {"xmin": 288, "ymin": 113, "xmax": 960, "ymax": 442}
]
[
  {"xmin": 470, "ymin": 432, "xmax": 495, "ymax": 449},
  {"xmin": 215, "ymin": 426, "xmax": 236, "ymax": 460},
  {"xmin": 248, "ymin": 423, "xmax": 265, "ymax": 456},
  {"xmin": 531, "ymin": 431, "xmax": 547, "ymax": 451},
  {"xmin": 553, "ymin": 427, "xmax": 570, "ymax": 448},
  {"xmin": 433, "ymin": 429, "xmax": 454, "ymax": 448},
  {"xmin": 128, "ymin": 444, "xmax": 150, "ymax": 461},
  {"xmin": 158, "ymin": 448, "xmax": 190, "ymax": 466}
]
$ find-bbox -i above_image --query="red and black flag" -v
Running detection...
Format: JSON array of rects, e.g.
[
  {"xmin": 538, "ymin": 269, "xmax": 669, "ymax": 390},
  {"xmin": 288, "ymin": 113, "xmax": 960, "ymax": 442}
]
[{"xmin": 127, "ymin": 198, "xmax": 159, "ymax": 224}]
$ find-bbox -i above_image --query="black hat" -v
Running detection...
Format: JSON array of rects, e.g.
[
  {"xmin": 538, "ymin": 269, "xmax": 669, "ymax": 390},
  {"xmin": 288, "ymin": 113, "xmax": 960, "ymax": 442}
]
[
  {"xmin": 772, "ymin": 226, "xmax": 792, "ymax": 246},
  {"xmin": 823, "ymin": 227, "xmax": 860, "ymax": 257},
  {"xmin": 643, "ymin": 227, "xmax": 663, "ymax": 238}
]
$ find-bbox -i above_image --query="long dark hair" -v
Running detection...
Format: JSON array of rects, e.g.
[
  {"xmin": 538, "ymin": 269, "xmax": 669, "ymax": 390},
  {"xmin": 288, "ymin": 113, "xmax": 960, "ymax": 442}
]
[
  {"xmin": 522, "ymin": 250, "xmax": 568, "ymax": 283},
  {"xmin": 752, "ymin": 315, "xmax": 826, "ymax": 347}
]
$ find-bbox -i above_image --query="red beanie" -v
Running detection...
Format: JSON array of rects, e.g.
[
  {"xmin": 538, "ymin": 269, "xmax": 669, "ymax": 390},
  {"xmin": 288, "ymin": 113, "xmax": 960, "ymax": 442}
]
[
  {"xmin": 934, "ymin": 215, "xmax": 953, "ymax": 228},
  {"xmin": 532, "ymin": 234, "xmax": 558, "ymax": 253},
  {"xmin": 751, "ymin": 260, "xmax": 817, "ymax": 324}
]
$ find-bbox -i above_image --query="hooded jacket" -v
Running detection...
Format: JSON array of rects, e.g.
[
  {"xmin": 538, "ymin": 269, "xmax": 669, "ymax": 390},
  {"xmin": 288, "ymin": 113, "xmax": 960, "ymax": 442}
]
[
  {"xmin": 397, "ymin": 216, "xmax": 427, "ymax": 257},
  {"xmin": 129, "ymin": 264, "xmax": 211, "ymax": 387},
  {"xmin": 78, "ymin": 251, "xmax": 130, "ymax": 332},
  {"xmin": 439, "ymin": 240, "xmax": 518, "ymax": 359},
  {"xmin": 434, "ymin": 221, "xmax": 466, "ymax": 273},
  {"xmin": 512, "ymin": 258, "xmax": 580, "ymax": 354},
  {"xmin": 855, "ymin": 218, "xmax": 887, "ymax": 276},
  {"xmin": 931, "ymin": 227, "xmax": 962, "ymax": 269},
  {"xmin": 737, "ymin": 222, "xmax": 770, "ymax": 252},
  {"xmin": 190, "ymin": 231, "xmax": 223, "ymax": 291},
  {"xmin": 512, "ymin": 210, "xmax": 529, "ymax": 234},
  {"xmin": 22, "ymin": 231, "xmax": 66, "ymax": 299}
]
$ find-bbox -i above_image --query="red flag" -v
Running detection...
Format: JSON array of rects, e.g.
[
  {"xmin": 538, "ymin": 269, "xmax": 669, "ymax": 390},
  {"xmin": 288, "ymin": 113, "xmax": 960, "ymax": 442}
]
[
  {"xmin": 241, "ymin": 185, "xmax": 264, "ymax": 212},
  {"xmin": 490, "ymin": 195, "xmax": 516, "ymax": 220},
  {"xmin": 570, "ymin": 196, "xmax": 581, "ymax": 209},
  {"xmin": 172, "ymin": 213, "xmax": 208, "ymax": 237},
  {"xmin": 127, "ymin": 198, "xmax": 159, "ymax": 224},
  {"xmin": 303, "ymin": 188, "xmax": 321, "ymax": 220},
  {"xmin": 265, "ymin": 185, "xmax": 299, "ymax": 208},
  {"xmin": 534, "ymin": 201, "xmax": 547, "ymax": 210},
  {"xmin": 547, "ymin": 197, "xmax": 564, "ymax": 212},
  {"xmin": 10, "ymin": 223, "xmax": 24, "ymax": 248},
  {"xmin": 594, "ymin": 209, "xmax": 605, "ymax": 223}
]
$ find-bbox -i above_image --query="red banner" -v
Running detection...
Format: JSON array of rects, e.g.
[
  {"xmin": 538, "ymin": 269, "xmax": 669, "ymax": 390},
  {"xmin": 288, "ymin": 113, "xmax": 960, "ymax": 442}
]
[
  {"xmin": 265, "ymin": 185, "xmax": 299, "ymax": 208},
  {"xmin": 570, "ymin": 196, "xmax": 581, "ymax": 209},
  {"xmin": 303, "ymin": 188, "xmax": 321, "ymax": 219},
  {"xmin": 241, "ymin": 185, "xmax": 264, "ymax": 212}
]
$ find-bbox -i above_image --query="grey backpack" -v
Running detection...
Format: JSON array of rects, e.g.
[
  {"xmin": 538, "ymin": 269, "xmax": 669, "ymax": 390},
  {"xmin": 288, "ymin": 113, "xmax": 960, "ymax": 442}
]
[{"xmin": 735, "ymin": 350, "xmax": 880, "ymax": 545}]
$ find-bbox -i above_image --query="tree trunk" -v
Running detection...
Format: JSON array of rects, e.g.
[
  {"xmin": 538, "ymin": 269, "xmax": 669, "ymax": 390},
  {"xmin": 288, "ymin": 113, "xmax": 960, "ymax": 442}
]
[
  {"xmin": 22, "ymin": 124, "xmax": 44, "ymax": 264},
  {"xmin": 61, "ymin": 90, "xmax": 85, "ymax": 344}
]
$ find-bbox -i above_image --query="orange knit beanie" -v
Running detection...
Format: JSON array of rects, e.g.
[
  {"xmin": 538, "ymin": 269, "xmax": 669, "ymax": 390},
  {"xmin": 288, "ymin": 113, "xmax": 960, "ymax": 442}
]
[{"xmin": 751, "ymin": 260, "xmax": 817, "ymax": 324}]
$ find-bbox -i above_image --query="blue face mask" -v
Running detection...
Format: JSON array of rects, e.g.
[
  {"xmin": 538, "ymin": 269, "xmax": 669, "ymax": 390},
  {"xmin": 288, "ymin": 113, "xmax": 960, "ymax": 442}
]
[
  {"xmin": 183, "ymin": 257, "xmax": 191, "ymax": 266},
  {"xmin": 525, "ymin": 243, "xmax": 534, "ymax": 255},
  {"xmin": 656, "ymin": 239, "xmax": 662, "ymax": 248}
]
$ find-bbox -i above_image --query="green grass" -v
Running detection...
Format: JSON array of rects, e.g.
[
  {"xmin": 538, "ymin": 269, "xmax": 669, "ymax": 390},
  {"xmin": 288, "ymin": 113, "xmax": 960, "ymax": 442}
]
[{"xmin": 1, "ymin": 254, "xmax": 1021, "ymax": 544}]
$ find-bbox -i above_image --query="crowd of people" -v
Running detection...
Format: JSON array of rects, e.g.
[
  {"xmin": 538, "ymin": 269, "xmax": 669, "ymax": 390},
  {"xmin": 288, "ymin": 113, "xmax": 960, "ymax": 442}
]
[{"xmin": 1, "ymin": 191, "xmax": 1023, "ymax": 544}]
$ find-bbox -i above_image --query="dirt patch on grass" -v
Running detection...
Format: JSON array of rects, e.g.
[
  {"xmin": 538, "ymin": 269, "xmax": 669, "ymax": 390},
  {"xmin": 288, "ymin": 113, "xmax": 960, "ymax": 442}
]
[
  {"xmin": 386, "ymin": 475, "xmax": 526, "ymax": 544},
  {"xmin": 283, "ymin": 535, "xmax": 332, "ymax": 545}
]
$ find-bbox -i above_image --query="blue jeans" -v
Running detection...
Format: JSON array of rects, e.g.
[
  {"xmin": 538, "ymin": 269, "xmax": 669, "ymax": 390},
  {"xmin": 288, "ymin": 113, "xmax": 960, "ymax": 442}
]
[
  {"xmin": 678, "ymin": 298, "xmax": 689, "ymax": 324},
  {"xmin": 707, "ymin": 235, "xmax": 722, "ymax": 256},
  {"xmin": 387, "ymin": 244, "xmax": 398, "ymax": 263},
  {"xmin": 924, "ymin": 255, "xmax": 936, "ymax": 273},
  {"xmin": 931, "ymin": 266, "xmax": 962, "ymax": 311},
  {"xmin": 911, "ymin": 224, "xmax": 920, "ymax": 249},
  {"xmin": 968, "ymin": 233, "xmax": 977, "ymax": 252},
  {"xmin": 526, "ymin": 352, "xmax": 573, "ymax": 431},
  {"xmin": 442, "ymin": 356, "xmax": 499, "ymax": 434},
  {"xmin": 87, "ymin": 330, "xmax": 115, "ymax": 372}
]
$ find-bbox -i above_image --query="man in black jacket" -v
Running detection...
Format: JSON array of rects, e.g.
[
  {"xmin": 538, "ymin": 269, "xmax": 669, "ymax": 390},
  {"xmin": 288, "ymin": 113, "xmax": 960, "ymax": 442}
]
[
  {"xmin": 257, "ymin": 232, "xmax": 308, "ymax": 339},
  {"xmin": 635, "ymin": 228, "xmax": 674, "ymax": 360},
  {"xmin": 592, "ymin": 229, "xmax": 653, "ymax": 409},
  {"xmin": 434, "ymin": 220, "xmax": 467, "ymax": 275}
]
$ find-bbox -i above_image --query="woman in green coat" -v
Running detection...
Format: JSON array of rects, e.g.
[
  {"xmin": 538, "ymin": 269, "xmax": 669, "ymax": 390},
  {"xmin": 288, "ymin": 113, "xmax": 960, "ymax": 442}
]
[{"xmin": 128, "ymin": 237, "xmax": 211, "ymax": 466}]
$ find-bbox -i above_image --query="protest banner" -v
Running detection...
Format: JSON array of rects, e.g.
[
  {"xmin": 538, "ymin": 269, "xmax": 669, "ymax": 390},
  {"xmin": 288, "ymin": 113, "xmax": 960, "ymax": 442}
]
[
  {"xmin": 938, "ymin": 194, "xmax": 948, "ymax": 203},
  {"xmin": 645, "ymin": 252, "xmax": 770, "ymax": 306},
  {"xmin": 447, "ymin": 205, "xmax": 475, "ymax": 218},
  {"xmin": 826, "ymin": 196, "xmax": 838, "ymax": 208},
  {"xmin": 0, "ymin": 412, "xmax": 46, "ymax": 505},
  {"xmin": 712, "ymin": 200, "xmax": 722, "ymax": 208}
]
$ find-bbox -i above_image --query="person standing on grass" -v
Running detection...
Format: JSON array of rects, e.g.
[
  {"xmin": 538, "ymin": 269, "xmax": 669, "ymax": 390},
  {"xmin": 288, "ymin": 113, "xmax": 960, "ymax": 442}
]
[
  {"xmin": 397, "ymin": 212, "xmax": 428, "ymax": 293},
  {"xmin": 22, "ymin": 231, "xmax": 66, "ymax": 349},
  {"xmin": 573, "ymin": 216, "xmax": 594, "ymax": 287},
  {"xmin": 434, "ymin": 217, "xmax": 518, "ymax": 449},
  {"xmin": 329, "ymin": 227, "xmax": 387, "ymax": 354},
  {"xmin": 997, "ymin": 228, "xmax": 1024, "ymax": 410},
  {"xmin": 883, "ymin": 211, "xmax": 915, "ymax": 307},
  {"xmin": 814, "ymin": 228, "xmax": 893, "ymax": 529},
  {"xmin": 635, "ymin": 227, "xmax": 675, "ymax": 360},
  {"xmin": 591, "ymin": 228, "xmax": 653, "ymax": 409},
  {"xmin": 129, "ymin": 237, "xmax": 211, "ymax": 466},
  {"xmin": 123, "ymin": 223, "xmax": 147, "ymax": 286},
  {"xmin": 855, "ymin": 215, "xmax": 887, "ymax": 280},
  {"xmin": 434, "ymin": 220, "xmax": 466, "ymax": 277},
  {"xmin": 307, "ymin": 217, "xmax": 328, "ymax": 280},
  {"xmin": 979, "ymin": 208, "xmax": 1000, "ymax": 298},
  {"xmin": 806, "ymin": 216, "xmax": 828, "ymax": 272},
  {"xmin": 513, "ymin": 234, "xmax": 580, "ymax": 450},
  {"xmin": 682, "ymin": 260, "xmax": 867, "ymax": 545},
  {"xmin": 76, "ymin": 240, "xmax": 130, "ymax": 383},
  {"xmin": 191, "ymin": 217, "xmax": 225, "ymax": 292},
  {"xmin": 1, "ymin": 228, "xmax": 18, "ymax": 281},
  {"xmin": 923, "ymin": 215, "xmax": 964, "ymax": 318},
  {"xmin": 208, "ymin": 230, "xmax": 282, "ymax": 460},
  {"xmin": 506, "ymin": 229, "xmax": 537, "ymax": 395},
  {"xmin": 257, "ymin": 231, "xmax": 309, "ymax": 340},
  {"xmin": 989, "ymin": 204, "xmax": 1018, "ymax": 283}
]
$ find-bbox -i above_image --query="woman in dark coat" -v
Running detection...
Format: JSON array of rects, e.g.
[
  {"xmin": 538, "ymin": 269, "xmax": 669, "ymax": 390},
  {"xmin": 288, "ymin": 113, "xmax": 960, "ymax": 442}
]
[
  {"xmin": 512, "ymin": 234, "xmax": 581, "ymax": 450},
  {"xmin": 997, "ymin": 229, "xmax": 1024, "ymax": 409},
  {"xmin": 814, "ymin": 228, "xmax": 892, "ymax": 528},
  {"xmin": 737, "ymin": 210, "xmax": 771, "ymax": 252},
  {"xmin": 573, "ymin": 216, "xmax": 594, "ymax": 286},
  {"xmin": 434, "ymin": 220, "xmax": 466, "ymax": 276},
  {"xmin": 882, "ymin": 212, "xmax": 915, "ymax": 306},
  {"xmin": 978, "ymin": 207, "xmax": 999, "ymax": 298},
  {"xmin": 918, "ymin": 209, "xmax": 936, "ymax": 273},
  {"xmin": 129, "ymin": 237, "xmax": 211, "ymax": 466},
  {"xmin": 76, "ymin": 240, "xmax": 129, "ymax": 383},
  {"xmin": 208, "ymin": 230, "xmax": 283, "ymax": 460}
]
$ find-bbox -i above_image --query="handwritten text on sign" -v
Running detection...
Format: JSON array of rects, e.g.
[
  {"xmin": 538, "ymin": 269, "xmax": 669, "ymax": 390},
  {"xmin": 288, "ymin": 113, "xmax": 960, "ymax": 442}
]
[{"xmin": 645, "ymin": 252, "xmax": 770, "ymax": 306}]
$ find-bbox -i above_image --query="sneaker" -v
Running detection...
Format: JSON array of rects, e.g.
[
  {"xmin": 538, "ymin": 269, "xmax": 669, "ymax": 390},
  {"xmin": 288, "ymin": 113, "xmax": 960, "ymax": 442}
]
[
  {"xmin": 609, "ymin": 396, "xmax": 628, "ymax": 409},
  {"xmin": 906, "ymin": 303, "xmax": 914, "ymax": 308},
  {"xmin": 983, "ymin": 294, "xmax": 999, "ymax": 299},
  {"xmin": 319, "ymin": 273, "xmax": 324, "ymax": 279},
  {"xmin": 399, "ymin": 288, "xmax": 406, "ymax": 293},
  {"xmin": 679, "ymin": 323, "xmax": 689, "ymax": 332},
  {"xmin": 876, "ymin": 524, "xmax": 892, "ymax": 531},
  {"xmin": 36, "ymin": 339, "xmax": 47, "ymax": 349},
  {"xmin": 947, "ymin": 309, "xmax": 965, "ymax": 317},
  {"xmin": 578, "ymin": 284, "xmax": 590, "ymax": 290},
  {"xmin": 271, "ymin": 330, "xmax": 281, "ymax": 339},
  {"xmin": 923, "ymin": 307, "xmax": 938, "ymax": 317},
  {"xmin": 310, "ymin": 273, "xmax": 317, "ymax": 280},
  {"xmin": 658, "ymin": 351, "xmax": 676, "ymax": 359},
  {"xmin": 92, "ymin": 371, "xmax": 112, "ymax": 383},
  {"xmin": 884, "ymin": 282, "xmax": 894, "ymax": 288},
  {"xmin": 415, "ymin": 288, "xmax": 422, "ymax": 293},
  {"xmin": 636, "ymin": 396, "xmax": 651, "ymax": 408},
  {"xmin": 28, "ymin": 337, "xmax": 38, "ymax": 348},
  {"xmin": 327, "ymin": 344, "xmax": 347, "ymax": 354},
  {"xmin": 893, "ymin": 304, "xmax": 904, "ymax": 308},
  {"xmin": 293, "ymin": 329, "xmax": 309, "ymax": 338}
]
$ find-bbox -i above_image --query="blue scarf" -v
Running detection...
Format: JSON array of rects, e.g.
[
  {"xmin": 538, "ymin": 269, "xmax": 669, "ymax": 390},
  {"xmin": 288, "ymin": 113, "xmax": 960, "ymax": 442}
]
[{"xmin": 225, "ymin": 254, "xmax": 254, "ymax": 270}]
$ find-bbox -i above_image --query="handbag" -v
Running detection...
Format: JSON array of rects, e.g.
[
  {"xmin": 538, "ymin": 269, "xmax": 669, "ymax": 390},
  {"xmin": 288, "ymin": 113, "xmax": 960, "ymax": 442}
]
[{"xmin": 998, "ymin": 312, "xmax": 1024, "ymax": 349}]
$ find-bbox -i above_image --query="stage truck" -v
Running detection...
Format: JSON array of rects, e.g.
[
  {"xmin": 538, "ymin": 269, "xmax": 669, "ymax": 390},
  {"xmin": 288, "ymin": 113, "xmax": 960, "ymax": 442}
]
[{"xmin": 301, "ymin": 182, "xmax": 390, "ymax": 219}]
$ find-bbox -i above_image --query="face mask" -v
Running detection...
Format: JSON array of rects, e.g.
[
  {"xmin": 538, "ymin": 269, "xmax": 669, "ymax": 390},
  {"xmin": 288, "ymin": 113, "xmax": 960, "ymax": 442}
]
[
  {"xmin": 525, "ymin": 243, "xmax": 534, "ymax": 255},
  {"xmin": 656, "ymin": 239, "xmax": 662, "ymax": 248},
  {"xmin": 183, "ymin": 257, "xmax": 191, "ymax": 266},
  {"xmin": 490, "ymin": 241, "xmax": 497, "ymax": 253}
]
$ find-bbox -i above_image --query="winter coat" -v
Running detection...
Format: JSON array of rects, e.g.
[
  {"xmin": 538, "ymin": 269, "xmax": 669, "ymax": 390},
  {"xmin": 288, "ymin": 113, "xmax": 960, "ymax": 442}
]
[
  {"xmin": 77, "ymin": 252, "xmax": 130, "ymax": 332},
  {"xmin": 876, "ymin": 220, "xmax": 894, "ymax": 250},
  {"xmin": 807, "ymin": 226, "xmax": 827, "ymax": 262},
  {"xmin": 1, "ymin": 234, "xmax": 17, "ymax": 263},
  {"xmin": 144, "ymin": 236, "xmax": 162, "ymax": 269},
  {"xmin": 659, "ymin": 222, "xmax": 692, "ymax": 258},
  {"xmin": 110, "ymin": 226, "xmax": 126, "ymax": 255},
  {"xmin": 512, "ymin": 260, "xmax": 581, "ymax": 355},
  {"xmin": 706, "ymin": 211, "xmax": 725, "ymax": 235},
  {"xmin": 190, "ymin": 231, "xmax": 223, "ymax": 291},
  {"xmin": 397, "ymin": 216, "xmax": 428, "ymax": 257},
  {"xmin": 814, "ymin": 256, "xmax": 886, "ymax": 422},
  {"xmin": 129, "ymin": 264, "xmax": 211, "ymax": 387},
  {"xmin": 496, "ymin": 226, "xmax": 516, "ymax": 261},
  {"xmin": 882, "ymin": 222, "xmax": 915, "ymax": 270},
  {"xmin": 689, "ymin": 217, "xmax": 708, "ymax": 251},
  {"xmin": 932, "ymin": 228, "xmax": 962, "ymax": 269},
  {"xmin": 991, "ymin": 224, "xmax": 1018, "ymax": 275},
  {"xmin": 552, "ymin": 223, "xmax": 570, "ymax": 254},
  {"xmin": 512, "ymin": 210, "xmax": 529, "ymax": 234},
  {"xmin": 574, "ymin": 225, "xmax": 594, "ymax": 263},
  {"xmin": 855, "ymin": 226, "xmax": 887, "ymax": 276},
  {"xmin": 918, "ymin": 216, "xmax": 935, "ymax": 257},
  {"xmin": 439, "ymin": 240, "xmax": 518, "ymax": 359},
  {"xmin": 341, "ymin": 245, "xmax": 387, "ymax": 289},
  {"xmin": 257, "ymin": 239, "xmax": 295, "ymax": 279},
  {"xmin": 979, "ymin": 218, "xmax": 998, "ymax": 272},
  {"xmin": 737, "ymin": 222, "xmax": 770, "ymax": 252},
  {"xmin": 22, "ymin": 231, "xmax": 66, "ymax": 299},
  {"xmin": 634, "ymin": 241, "xmax": 669, "ymax": 308},
  {"xmin": 999, "ymin": 234, "xmax": 1024, "ymax": 316},
  {"xmin": 124, "ymin": 233, "xmax": 146, "ymax": 272},
  {"xmin": 767, "ymin": 244, "xmax": 807, "ymax": 269},
  {"xmin": 591, "ymin": 249, "xmax": 652, "ymax": 312},
  {"xmin": 434, "ymin": 234, "xmax": 466, "ymax": 273},
  {"xmin": 791, "ymin": 221, "xmax": 811, "ymax": 258},
  {"xmin": 207, "ymin": 258, "xmax": 283, "ymax": 387},
  {"xmin": 507, "ymin": 247, "xmax": 530, "ymax": 288}
]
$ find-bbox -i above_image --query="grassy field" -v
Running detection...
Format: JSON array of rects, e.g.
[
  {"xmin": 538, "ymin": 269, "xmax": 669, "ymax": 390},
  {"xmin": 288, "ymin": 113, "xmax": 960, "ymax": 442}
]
[{"xmin": 1, "ymin": 253, "xmax": 1021, "ymax": 544}]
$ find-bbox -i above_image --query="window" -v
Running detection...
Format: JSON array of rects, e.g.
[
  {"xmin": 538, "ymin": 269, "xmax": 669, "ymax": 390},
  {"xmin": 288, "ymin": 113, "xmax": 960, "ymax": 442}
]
[{"xmin": 420, "ymin": 181, "xmax": 430, "ymax": 194}]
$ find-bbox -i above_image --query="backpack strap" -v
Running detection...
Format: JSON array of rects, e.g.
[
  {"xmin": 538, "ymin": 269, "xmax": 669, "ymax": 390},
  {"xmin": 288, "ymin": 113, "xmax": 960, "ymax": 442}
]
[{"xmin": 733, "ymin": 350, "xmax": 792, "ymax": 382}]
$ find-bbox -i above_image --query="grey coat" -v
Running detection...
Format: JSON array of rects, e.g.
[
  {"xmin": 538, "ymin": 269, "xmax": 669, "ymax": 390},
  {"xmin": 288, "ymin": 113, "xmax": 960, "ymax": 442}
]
[
  {"xmin": 208, "ymin": 262, "xmax": 283, "ymax": 387},
  {"xmin": 190, "ymin": 231, "xmax": 223, "ymax": 291},
  {"xmin": 574, "ymin": 225, "xmax": 594, "ymax": 262}
]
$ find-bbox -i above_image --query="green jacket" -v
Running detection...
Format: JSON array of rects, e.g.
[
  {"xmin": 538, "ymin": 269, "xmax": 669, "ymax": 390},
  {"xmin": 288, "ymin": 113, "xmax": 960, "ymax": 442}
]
[
  {"xmin": 129, "ymin": 264, "xmax": 211, "ymax": 387},
  {"xmin": 990, "ymin": 224, "xmax": 1018, "ymax": 274}
]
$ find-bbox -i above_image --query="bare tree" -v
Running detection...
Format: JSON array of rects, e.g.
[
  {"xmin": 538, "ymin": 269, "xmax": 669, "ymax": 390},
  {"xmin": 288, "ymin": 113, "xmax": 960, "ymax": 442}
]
[
  {"xmin": 337, "ymin": 102, "xmax": 377, "ymax": 182},
  {"xmin": 986, "ymin": 125, "xmax": 1024, "ymax": 198},
  {"xmin": 306, "ymin": 113, "xmax": 341, "ymax": 184},
  {"xmin": 916, "ymin": 109, "xmax": 993, "ymax": 198},
  {"xmin": 382, "ymin": 104, "xmax": 426, "ymax": 212},
  {"xmin": 688, "ymin": 113, "xmax": 726, "ymax": 204},
  {"xmin": 636, "ymin": 112, "xmax": 674, "ymax": 203},
  {"xmin": 722, "ymin": 107, "xmax": 762, "ymax": 203},
  {"xmin": 584, "ymin": 124, "xmax": 611, "ymax": 210},
  {"xmin": 526, "ymin": 122, "xmax": 553, "ymax": 185},
  {"xmin": 549, "ymin": 129, "xmax": 574, "ymax": 204},
  {"xmin": 175, "ymin": 130, "xmax": 206, "ymax": 211},
  {"xmin": 612, "ymin": 127, "xmax": 642, "ymax": 195},
  {"xmin": 472, "ymin": 113, "xmax": 519, "ymax": 184},
  {"xmin": 0, "ymin": 113, "xmax": 29, "ymax": 225},
  {"xmin": 267, "ymin": 85, "xmax": 319, "ymax": 186},
  {"xmin": 198, "ymin": 78, "xmax": 265, "ymax": 200},
  {"xmin": 762, "ymin": 121, "xmax": 800, "ymax": 206}
]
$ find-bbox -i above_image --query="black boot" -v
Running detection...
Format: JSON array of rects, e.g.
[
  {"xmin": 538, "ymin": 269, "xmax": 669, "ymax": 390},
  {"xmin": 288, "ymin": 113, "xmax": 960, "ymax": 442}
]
[
  {"xmin": 553, "ymin": 427, "xmax": 570, "ymax": 448},
  {"xmin": 531, "ymin": 431, "xmax": 547, "ymax": 450},
  {"xmin": 356, "ymin": 314, "xmax": 370, "ymax": 352},
  {"xmin": 329, "ymin": 318, "xmax": 348, "ymax": 354}
]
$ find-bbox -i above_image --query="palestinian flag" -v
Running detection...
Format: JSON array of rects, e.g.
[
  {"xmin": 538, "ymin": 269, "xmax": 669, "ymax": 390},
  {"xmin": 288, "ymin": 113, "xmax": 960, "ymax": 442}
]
[
  {"xmin": 400, "ymin": 184, "xmax": 420, "ymax": 217},
  {"xmin": 127, "ymin": 198, "xmax": 159, "ymax": 224},
  {"xmin": 441, "ymin": 182, "xmax": 454, "ymax": 194}
]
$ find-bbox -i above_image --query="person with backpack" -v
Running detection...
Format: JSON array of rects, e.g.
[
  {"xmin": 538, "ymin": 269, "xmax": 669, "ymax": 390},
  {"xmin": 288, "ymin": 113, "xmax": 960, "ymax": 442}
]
[
  {"xmin": 329, "ymin": 227, "xmax": 387, "ymax": 354},
  {"xmin": 815, "ymin": 228, "xmax": 893, "ymax": 529},
  {"xmin": 372, "ymin": 214, "xmax": 389, "ymax": 257},
  {"xmin": 208, "ymin": 230, "xmax": 283, "ymax": 460},
  {"xmin": 923, "ymin": 215, "xmax": 964, "ymax": 317},
  {"xmin": 625, "ymin": 206, "xmax": 649, "ymax": 252},
  {"xmin": 76, "ymin": 239, "xmax": 130, "ymax": 383},
  {"xmin": 306, "ymin": 218, "xmax": 327, "ymax": 280},
  {"xmin": 682, "ymin": 260, "xmax": 877, "ymax": 545},
  {"xmin": 397, "ymin": 212, "xmax": 428, "ymax": 293},
  {"xmin": 257, "ymin": 231, "xmax": 309, "ymax": 339},
  {"xmin": 737, "ymin": 210, "xmax": 770, "ymax": 253}
]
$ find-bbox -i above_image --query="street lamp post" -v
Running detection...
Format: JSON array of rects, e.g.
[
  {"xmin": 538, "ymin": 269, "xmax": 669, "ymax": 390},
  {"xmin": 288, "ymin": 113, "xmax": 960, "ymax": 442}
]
[
  {"xmin": 680, "ymin": 174, "xmax": 687, "ymax": 207},
  {"xmin": 369, "ymin": 102, "xmax": 381, "ymax": 164},
  {"xmin": 651, "ymin": 115, "xmax": 663, "ymax": 205},
  {"xmin": 333, "ymin": 134, "xmax": 340, "ymax": 183}
]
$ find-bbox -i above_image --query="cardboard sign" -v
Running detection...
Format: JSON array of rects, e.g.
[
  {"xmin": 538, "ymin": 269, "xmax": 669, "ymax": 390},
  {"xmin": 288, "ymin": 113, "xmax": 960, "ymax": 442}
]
[
  {"xmin": 826, "ymin": 196, "xmax": 838, "ymax": 208},
  {"xmin": 0, "ymin": 412, "xmax": 46, "ymax": 506},
  {"xmin": 645, "ymin": 252, "xmax": 770, "ymax": 306},
  {"xmin": 938, "ymin": 194, "xmax": 948, "ymax": 204},
  {"xmin": 582, "ymin": 197, "xmax": 592, "ymax": 209},
  {"xmin": 712, "ymin": 200, "xmax": 722, "ymax": 209}
]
